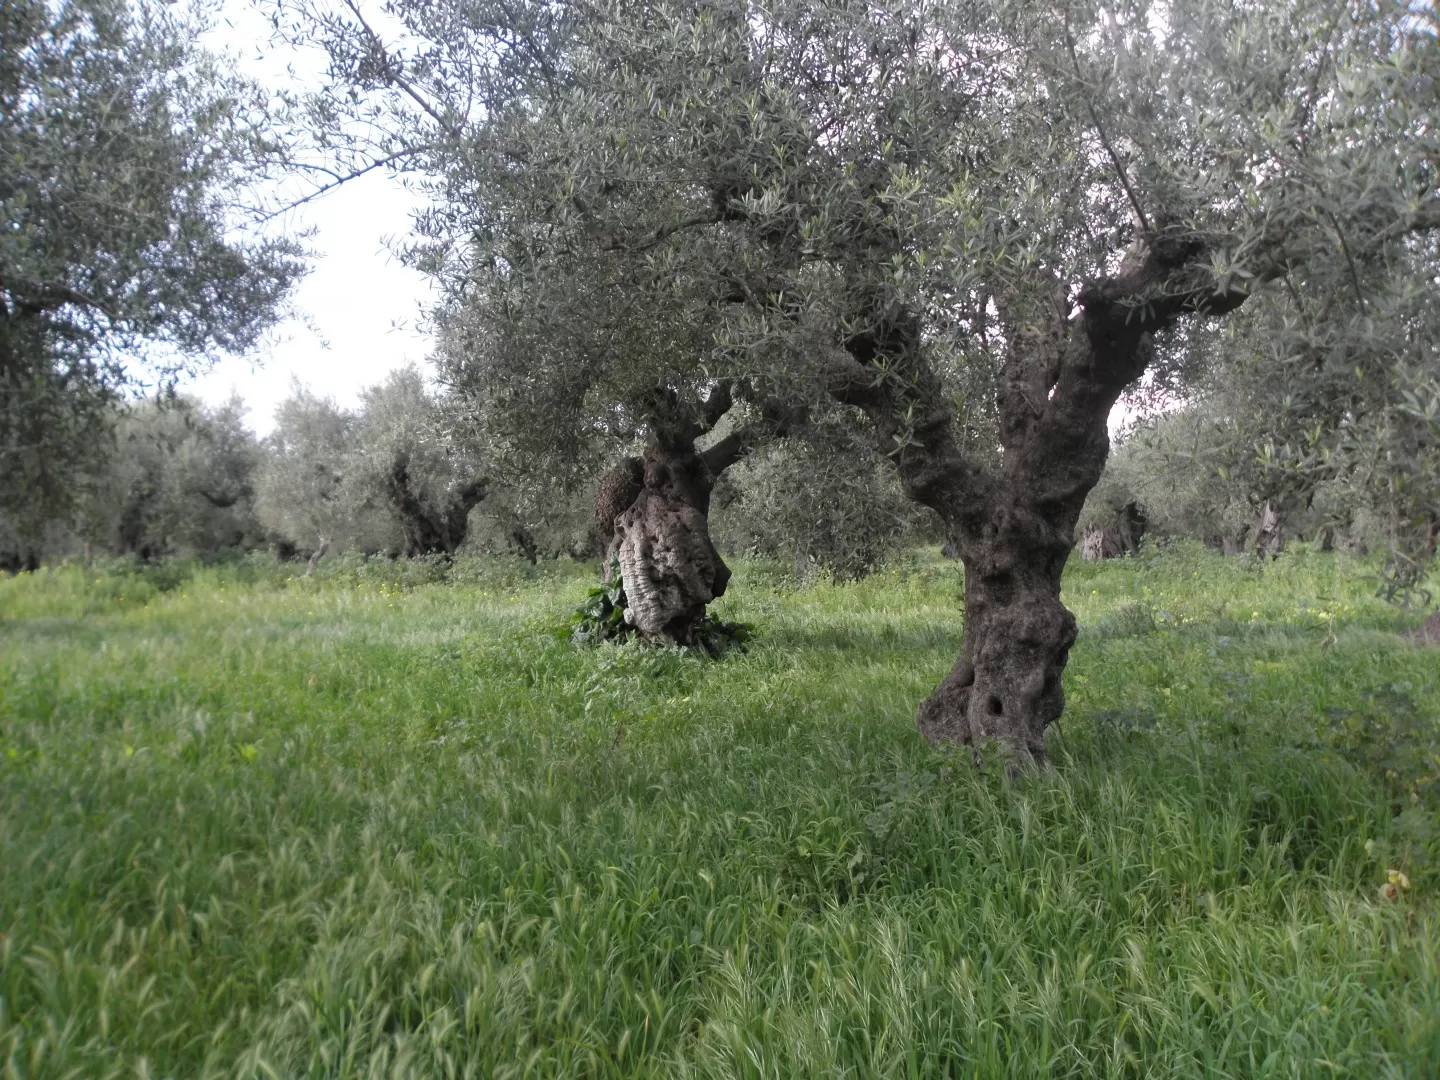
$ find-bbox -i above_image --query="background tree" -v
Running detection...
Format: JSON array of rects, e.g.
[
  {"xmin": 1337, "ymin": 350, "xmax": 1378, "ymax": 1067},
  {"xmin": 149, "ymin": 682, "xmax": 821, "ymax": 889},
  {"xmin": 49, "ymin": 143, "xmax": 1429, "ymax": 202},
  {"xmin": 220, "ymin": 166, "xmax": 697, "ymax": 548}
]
[
  {"xmin": 433, "ymin": 238, "xmax": 808, "ymax": 641},
  {"xmin": 85, "ymin": 395, "xmax": 265, "ymax": 560},
  {"xmin": 345, "ymin": 366, "xmax": 488, "ymax": 557},
  {"xmin": 712, "ymin": 410, "xmax": 933, "ymax": 580},
  {"xmin": 254, "ymin": 384, "xmax": 395, "ymax": 568},
  {"xmin": 280, "ymin": 0, "xmax": 1440, "ymax": 765},
  {"xmin": 0, "ymin": 0, "xmax": 304, "ymax": 552}
]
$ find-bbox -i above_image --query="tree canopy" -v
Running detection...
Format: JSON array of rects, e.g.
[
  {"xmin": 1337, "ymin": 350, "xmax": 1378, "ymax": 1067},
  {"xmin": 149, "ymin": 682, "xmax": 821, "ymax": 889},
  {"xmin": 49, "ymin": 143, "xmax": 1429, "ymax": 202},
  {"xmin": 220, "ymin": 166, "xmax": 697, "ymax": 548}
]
[{"xmin": 0, "ymin": 0, "xmax": 305, "ymax": 544}]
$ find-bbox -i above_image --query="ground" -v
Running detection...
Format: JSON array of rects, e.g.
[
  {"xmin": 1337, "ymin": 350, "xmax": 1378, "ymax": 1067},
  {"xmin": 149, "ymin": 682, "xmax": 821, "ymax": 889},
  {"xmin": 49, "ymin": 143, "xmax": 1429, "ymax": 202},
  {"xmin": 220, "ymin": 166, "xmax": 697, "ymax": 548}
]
[{"xmin": 1, "ymin": 546, "xmax": 1438, "ymax": 1078}]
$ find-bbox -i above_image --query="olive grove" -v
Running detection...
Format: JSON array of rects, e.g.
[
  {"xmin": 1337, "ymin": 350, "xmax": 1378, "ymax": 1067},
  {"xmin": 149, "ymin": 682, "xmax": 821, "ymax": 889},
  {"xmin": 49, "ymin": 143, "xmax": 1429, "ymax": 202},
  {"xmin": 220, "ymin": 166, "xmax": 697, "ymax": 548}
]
[{"xmin": 265, "ymin": 0, "xmax": 1438, "ymax": 766}]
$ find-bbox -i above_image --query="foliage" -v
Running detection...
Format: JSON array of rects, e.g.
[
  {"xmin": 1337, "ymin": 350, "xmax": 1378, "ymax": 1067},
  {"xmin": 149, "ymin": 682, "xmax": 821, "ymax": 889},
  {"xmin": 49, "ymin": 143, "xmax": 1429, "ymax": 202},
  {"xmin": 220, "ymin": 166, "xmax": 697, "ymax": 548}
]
[
  {"xmin": 2, "ymin": 547, "xmax": 1439, "ymax": 1074},
  {"xmin": 82, "ymin": 394, "xmax": 266, "ymax": 559},
  {"xmin": 0, "ymin": 0, "xmax": 303, "ymax": 543},
  {"xmin": 1318, "ymin": 683, "xmax": 1440, "ymax": 812},
  {"xmin": 565, "ymin": 566, "xmax": 634, "ymax": 645},
  {"xmin": 252, "ymin": 382, "xmax": 397, "ymax": 556},
  {"xmin": 713, "ymin": 412, "xmax": 933, "ymax": 580},
  {"xmin": 345, "ymin": 366, "xmax": 489, "ymax": 556}
]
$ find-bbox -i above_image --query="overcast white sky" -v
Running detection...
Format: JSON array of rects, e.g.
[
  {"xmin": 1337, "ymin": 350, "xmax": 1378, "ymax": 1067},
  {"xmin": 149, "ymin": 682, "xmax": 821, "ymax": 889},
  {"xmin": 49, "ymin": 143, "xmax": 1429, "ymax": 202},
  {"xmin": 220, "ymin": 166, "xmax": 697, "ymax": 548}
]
[{"xmin": 185, "ymin": 3, "xmax": 435, "ymax": 436}]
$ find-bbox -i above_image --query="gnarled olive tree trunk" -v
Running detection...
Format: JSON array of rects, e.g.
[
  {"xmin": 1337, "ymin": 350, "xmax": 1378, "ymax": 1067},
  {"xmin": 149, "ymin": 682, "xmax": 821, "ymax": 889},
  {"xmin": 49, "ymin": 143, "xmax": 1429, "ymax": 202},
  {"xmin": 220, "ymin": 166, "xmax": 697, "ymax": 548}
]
[
  {"xmin": 385, "ymin": 453, "xmax": 487, "ymax": 557},
  {"xmin": 591, "ymin": 390, "xmax": 794, "ymax": 644},
  {"xmin": 830, "ymin": 240, "xmax": 1252, "ymax": 770},
  {"xmin": 610, "ymin": 443, "xmax": 731, "ymax": 644}
]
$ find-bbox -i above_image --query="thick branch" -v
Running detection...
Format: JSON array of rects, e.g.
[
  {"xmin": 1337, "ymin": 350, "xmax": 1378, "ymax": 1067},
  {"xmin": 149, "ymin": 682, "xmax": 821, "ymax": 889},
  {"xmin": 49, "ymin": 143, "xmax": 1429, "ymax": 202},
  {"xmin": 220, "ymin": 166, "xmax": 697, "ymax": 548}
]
[
  {"xmin": 700, "ymin": 380, "xmax": 734, "ymax": 431},
  {"xmin": 699, "ymin": 399, "xmax": 805, "ymax": 477},
  {"xmin": 824, "ymin": 326, "xmax": 996, "ymax": 539}
]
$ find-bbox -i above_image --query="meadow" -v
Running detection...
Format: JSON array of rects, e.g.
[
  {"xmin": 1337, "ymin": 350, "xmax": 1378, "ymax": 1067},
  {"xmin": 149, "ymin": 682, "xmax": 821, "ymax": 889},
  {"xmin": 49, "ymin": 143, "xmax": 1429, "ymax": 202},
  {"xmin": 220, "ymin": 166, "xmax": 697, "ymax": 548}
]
[{"xmin": 1, "ymin": 546, "xmax": 1438, "ymax": 1078}]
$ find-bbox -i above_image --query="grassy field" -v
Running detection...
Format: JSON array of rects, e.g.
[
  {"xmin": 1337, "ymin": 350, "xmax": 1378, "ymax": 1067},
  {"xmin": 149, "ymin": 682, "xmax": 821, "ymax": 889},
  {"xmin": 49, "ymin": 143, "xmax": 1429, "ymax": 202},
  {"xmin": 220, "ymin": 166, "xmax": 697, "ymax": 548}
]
[{"xmin": 2, "ymin": 546, "xmax": 1438, "ymax": 1078}]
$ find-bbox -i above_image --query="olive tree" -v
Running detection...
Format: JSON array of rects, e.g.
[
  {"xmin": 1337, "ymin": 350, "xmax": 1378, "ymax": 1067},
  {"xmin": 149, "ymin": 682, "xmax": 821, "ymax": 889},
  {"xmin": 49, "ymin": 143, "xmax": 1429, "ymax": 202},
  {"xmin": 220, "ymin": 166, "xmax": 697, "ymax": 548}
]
[
  {"xmin": 1, "ymin": 0, "xmax": 305, "ymax": 551},
  {"xmin": 346, "ymin": 366, "xmax": 489, "ymax": 556},
  {"xmin": 254, "ymin": 383, "xmax": 396, "ymax": 566},
  {"xmin": 86, "ymin": 394, "xmax": 265, "ymax": 559},
  {"xmin": 432, "ymin": 233, "xmax": 808, "ymax": 641},
  {"xmin": 280, "ymin": 0, "xmax": 1439, "ymax": 765}
]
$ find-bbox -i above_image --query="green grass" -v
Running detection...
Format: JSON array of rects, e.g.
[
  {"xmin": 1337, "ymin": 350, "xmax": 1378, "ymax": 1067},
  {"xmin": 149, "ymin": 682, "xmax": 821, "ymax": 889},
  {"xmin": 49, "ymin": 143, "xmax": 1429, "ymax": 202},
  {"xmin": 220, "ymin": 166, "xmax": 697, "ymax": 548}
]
[{"xmin": 1, "ymin": 545, "xmax": 1438, "ymax": 1078}]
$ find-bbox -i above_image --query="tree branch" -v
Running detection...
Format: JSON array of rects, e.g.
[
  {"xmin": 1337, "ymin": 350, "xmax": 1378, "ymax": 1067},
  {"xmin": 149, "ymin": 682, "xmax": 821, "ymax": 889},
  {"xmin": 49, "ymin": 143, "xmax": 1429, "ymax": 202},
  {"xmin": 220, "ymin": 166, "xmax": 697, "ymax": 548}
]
[
  {"xmin": 1063, "ymin": 12, "xmax": 1151, "ymax": 235},
  {"xmin": 341, "ymin": 0, "xmax": 461, "ymax": 136},
  {"xmin": 602, "ymin": 211, "xmax": 722, "ymax": 254}
]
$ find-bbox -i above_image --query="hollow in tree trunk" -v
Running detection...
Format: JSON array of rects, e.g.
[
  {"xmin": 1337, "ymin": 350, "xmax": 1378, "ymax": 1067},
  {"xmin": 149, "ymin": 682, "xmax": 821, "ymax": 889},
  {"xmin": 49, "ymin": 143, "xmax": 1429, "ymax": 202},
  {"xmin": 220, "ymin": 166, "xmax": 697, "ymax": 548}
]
[{"xmin": 917, "ymin": 555, "xmax": 1076, "ymax": 765}]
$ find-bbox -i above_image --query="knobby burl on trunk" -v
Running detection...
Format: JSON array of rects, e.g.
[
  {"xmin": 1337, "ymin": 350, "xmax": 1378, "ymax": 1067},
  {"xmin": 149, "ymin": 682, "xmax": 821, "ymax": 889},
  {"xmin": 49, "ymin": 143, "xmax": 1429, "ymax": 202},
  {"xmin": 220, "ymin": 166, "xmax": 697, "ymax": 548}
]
[
  {"xmin": 592, "ymin": 384, "xmax": 800, "ymax": 644},
  {"xmin": 831, "ymin": 235, "xmax": 1250, "ymax": 768}
]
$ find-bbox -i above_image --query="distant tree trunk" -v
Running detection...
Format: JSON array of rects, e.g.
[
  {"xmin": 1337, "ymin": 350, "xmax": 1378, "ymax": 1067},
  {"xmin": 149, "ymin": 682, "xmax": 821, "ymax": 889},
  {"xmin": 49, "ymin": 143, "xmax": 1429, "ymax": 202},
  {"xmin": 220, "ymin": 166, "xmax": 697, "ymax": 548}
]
[
  {"xmin": 1081, "ymin": 501, "xmax": 1146, "ymax": 560},
  {"xmin": 305, "ymin": 535, "xmax": 331, "ymax": 576},
  {"xmin": 1221, "ymin": 524, "xmax": 1251, "ymax": 555},
  {"xmin": 385, "ymin": 453, "xmax": 487, "ymax": 557},
  {"xmin": 1255, "ymin": 501, "xmax": 1286, "ymax": 558},
  {"xmin": 1, "ymin": 550, "xmax": 39, "ymax": 574},
  {"xmin": 510, "ymin": 524, "xmax": 538, "ymax": 563}
]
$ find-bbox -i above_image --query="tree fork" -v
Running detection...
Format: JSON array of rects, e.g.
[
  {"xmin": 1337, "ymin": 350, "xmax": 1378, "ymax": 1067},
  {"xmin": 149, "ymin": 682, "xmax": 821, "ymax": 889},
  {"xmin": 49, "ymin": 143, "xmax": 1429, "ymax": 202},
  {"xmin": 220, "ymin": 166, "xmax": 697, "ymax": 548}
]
[{"xmin": 833, "ymin": 242, "xmax": 1234, "ymax": 768}]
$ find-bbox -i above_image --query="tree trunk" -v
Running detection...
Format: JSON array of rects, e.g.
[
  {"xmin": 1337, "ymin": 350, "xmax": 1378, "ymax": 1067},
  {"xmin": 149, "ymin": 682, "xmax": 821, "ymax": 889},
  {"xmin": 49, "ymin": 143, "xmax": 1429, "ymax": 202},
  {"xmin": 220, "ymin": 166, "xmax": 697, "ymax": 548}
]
[
  {"xmin": 917, "ymin": 556, "xmax": 1076, "ymax": 767},
  {"xmin": 591, "ymin": 391, "xmax": 798, "ymax": 644},
  {"xmin": 592, "ymin": 457, "xmax": 644, "ymax": 562},
  {"xmin": 1255, "ymin": 501, "xmax": 1286, "ymax": 558},
  {"xmin": 826, "ymin": 236, "xmax": 1253, "ymax": 769},
  {"xmin": 608, "ymin": 441, "xmax": 731, "ymax": 644},
  {"xmin": 304, "ymin": 535, "xmax": 330, "ymax": 576},
  {"xmin": 386, "ymin": 453, "xmax": 487, "ymax": 557},
  {"xmin": 1221, "ymin": 524, "xmax": 1251, "ymax": 555}
]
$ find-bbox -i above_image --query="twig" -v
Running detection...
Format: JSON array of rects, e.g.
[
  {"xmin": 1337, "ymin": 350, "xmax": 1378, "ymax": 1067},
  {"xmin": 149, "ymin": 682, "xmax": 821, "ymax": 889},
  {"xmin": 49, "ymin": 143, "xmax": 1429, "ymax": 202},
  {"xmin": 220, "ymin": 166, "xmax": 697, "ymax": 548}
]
[{"xmin": 1063, "ymin": 10, "xmax": 1151, "ymax": 235}]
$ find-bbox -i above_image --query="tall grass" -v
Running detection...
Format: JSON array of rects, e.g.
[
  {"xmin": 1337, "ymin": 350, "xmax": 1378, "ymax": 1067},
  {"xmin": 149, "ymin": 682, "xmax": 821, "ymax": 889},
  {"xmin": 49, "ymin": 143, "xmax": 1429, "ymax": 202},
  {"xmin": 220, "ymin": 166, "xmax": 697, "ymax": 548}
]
[{"xmin": 1, "ymin": 545, "xmax": 1437, "ymax": 1078}]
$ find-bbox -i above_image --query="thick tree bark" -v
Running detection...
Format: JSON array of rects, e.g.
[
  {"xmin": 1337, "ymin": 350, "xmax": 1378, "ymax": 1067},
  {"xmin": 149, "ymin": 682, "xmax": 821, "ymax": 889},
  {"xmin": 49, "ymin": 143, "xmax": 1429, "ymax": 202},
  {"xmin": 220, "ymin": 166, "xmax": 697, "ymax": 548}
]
[
  {"xmin": 613, "ymin": 444, "xmax": 731, "ymax": 643},
  {"xmin": 591, "ymin": 390, "xmax": 798, "ymax": 644},
  {"xmin": 829, "ymin": 237, "xmax": 1252, "ymax": 769},
  {"xmin": 1255, "ymin": 501, "xmax": 1286, "ymax": 558},
  {"xmin": 600, "ymin": 436, "xmax": 731, "ymax": 644}
]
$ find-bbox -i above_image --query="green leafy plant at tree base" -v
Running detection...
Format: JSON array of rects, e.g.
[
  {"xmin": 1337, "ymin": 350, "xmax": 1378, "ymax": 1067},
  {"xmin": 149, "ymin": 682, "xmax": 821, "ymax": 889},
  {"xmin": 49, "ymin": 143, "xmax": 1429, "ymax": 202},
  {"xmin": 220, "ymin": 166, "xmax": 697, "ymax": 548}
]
[{"xmin": 565, "ymin": 559, "xmax": 751, "ymax": 656}]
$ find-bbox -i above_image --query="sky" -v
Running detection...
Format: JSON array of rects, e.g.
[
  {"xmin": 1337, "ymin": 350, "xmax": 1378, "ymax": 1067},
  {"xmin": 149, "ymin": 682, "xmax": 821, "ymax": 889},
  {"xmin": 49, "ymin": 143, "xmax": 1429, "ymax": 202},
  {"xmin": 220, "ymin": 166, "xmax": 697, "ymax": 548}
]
[{"xmin": 184, "ymin": 4, "xmax": 435, "ymax": 436}]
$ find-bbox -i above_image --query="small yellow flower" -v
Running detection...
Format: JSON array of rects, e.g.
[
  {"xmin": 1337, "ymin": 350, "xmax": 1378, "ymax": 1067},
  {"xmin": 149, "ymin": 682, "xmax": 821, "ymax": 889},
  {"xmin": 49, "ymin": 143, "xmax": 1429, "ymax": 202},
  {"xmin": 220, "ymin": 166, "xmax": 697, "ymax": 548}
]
[
  {"xmin": 123, "ymin": 745, "xmax": 135, "ymax": 757},
  {"xmin": 1387, "ymin": 869, "xmax": 1411, "ymax": 891}
]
